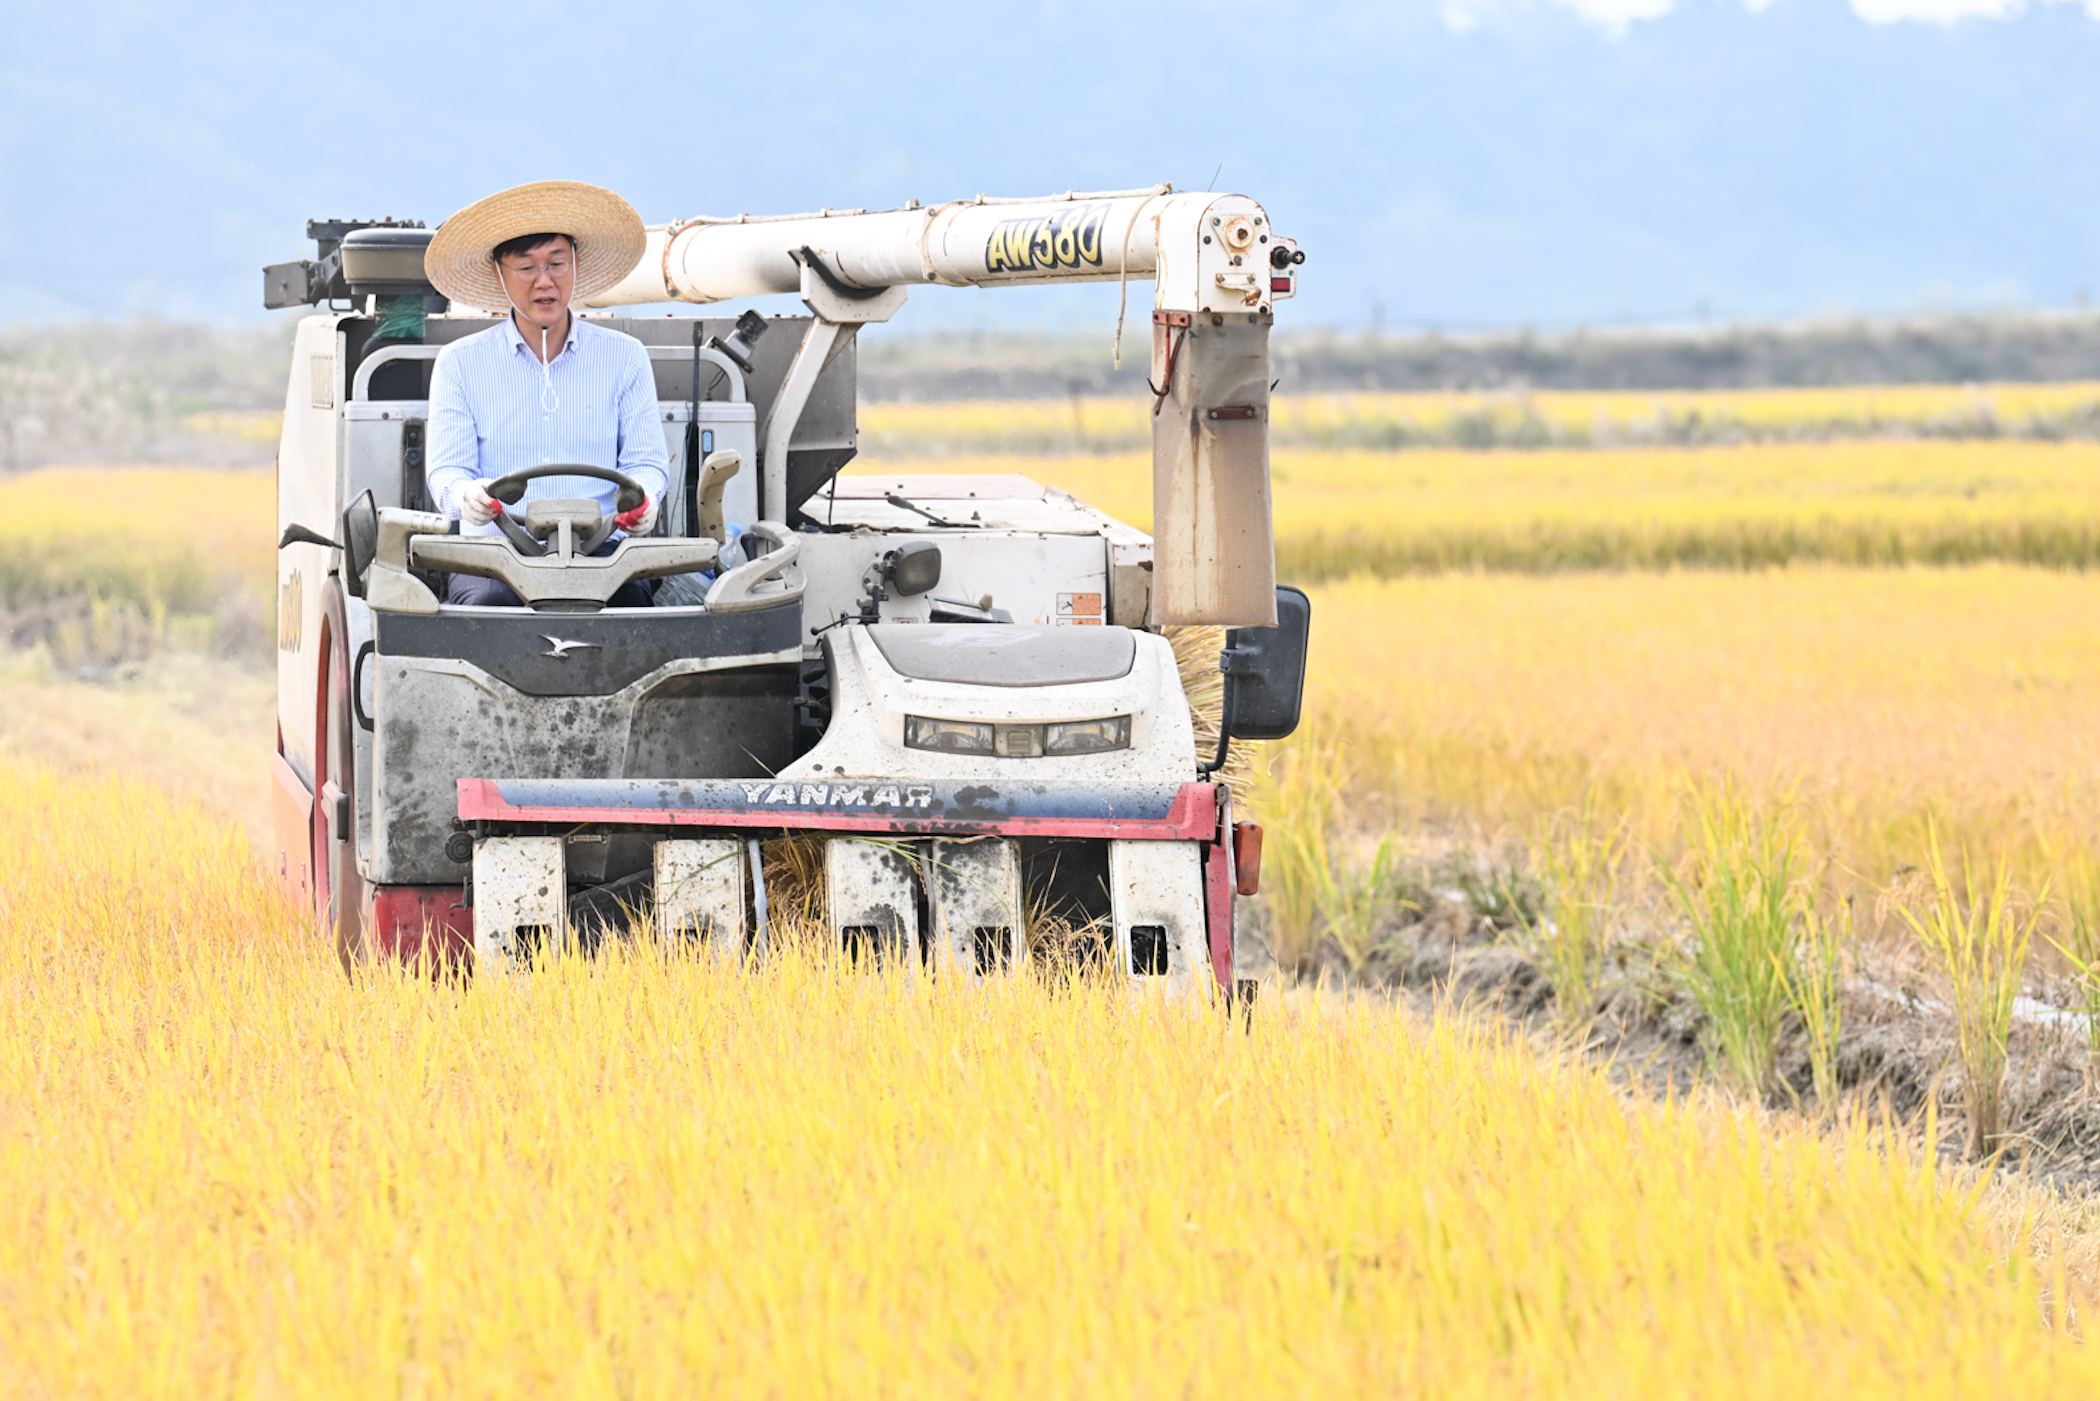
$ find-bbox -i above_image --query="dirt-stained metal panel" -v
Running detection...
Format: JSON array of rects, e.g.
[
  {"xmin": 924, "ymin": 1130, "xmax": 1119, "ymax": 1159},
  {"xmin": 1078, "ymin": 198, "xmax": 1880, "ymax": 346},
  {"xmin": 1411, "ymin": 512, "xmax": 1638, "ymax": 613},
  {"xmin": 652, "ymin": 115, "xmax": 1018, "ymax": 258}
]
[
  {"xmin": 926, "ymin": 838, "xmax": 1025, "ymax": 983},
  {"xmin": 654, "ymin": 838, "xmax": 746, "ymax": 963},
  {"xmin": 372, "ymin": 653, "xmax": 796, "ymax": 886},
  {"xmin": 1149, "ymin": 313, "xmax": 1278, "ymax": 627},
  {"xmin": 826, "ymin": 838, "xmax": 923, "ymax": 970},
  {"xmin": 473, "ymin": 836, "xmax": 565, "ymax": 970}
]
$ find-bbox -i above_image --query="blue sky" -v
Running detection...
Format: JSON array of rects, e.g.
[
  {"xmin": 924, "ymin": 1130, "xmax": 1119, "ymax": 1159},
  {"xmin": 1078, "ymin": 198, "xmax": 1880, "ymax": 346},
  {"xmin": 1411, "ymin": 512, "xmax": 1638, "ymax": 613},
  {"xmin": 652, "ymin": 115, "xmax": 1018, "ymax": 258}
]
[{"xmin": 2, "ymin": 0, "xmax": 2096, "ymax": 336}]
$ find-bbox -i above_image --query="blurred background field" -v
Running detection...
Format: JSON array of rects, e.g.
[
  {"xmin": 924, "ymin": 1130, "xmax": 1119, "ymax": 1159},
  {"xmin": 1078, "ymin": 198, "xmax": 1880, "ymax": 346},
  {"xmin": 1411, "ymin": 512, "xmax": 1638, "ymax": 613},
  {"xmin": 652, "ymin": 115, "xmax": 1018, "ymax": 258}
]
[
  {"xmin": 0, "ymin": 465, "xmax": 273, "ymax": 657},
  {"xmin": 1257, "ymin": 568, "xmax": 2100, "ymax": 945},
  {"xmin": 14, "ymin": 313, "xmax": 2100, "ymax": 473},
  {"xmin": 0, "ymin": 467, "xmax": 275, "ymax": 839},
  {"xmin": 861, "ymin": 381, "xmax": 2100, "ymax": 455},
  {"xmin": 145, "ymin": 379, "xmax": 2100, "ymax": 461},
  {"xmin": 882, "ymin": 438, "xmax": 2100, "ymax": 579}
]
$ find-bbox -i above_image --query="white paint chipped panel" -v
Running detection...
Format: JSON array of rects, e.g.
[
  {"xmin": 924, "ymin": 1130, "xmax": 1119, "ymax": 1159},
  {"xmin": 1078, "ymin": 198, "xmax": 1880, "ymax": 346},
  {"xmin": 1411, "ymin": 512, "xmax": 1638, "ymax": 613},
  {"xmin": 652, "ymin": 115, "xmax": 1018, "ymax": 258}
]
[
  {"xmin": 1109, "ymin": 839, "xmax": 1208, "ymax": 999},
  {"xmin": 654, "ymin": 838, "xmax": 746, "ymax": 964},
  {"xmin": 474, "ymin": 836, "xmax": 565, "ymax": 970}
]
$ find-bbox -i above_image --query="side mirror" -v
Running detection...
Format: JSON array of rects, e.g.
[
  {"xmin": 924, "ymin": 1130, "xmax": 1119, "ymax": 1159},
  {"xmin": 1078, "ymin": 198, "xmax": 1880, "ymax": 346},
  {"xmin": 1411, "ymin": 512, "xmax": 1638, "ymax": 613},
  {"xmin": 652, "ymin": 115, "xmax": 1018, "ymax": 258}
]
[
  {"xmin": 1221, "ymin": 585, "xmax": 1311, "ymax": 741},
  {"xmin": 342, "ymin": 490, "xmax": 378, "ymax": 599},
  {"xmin": 706, "ymin": 308, "xmax": 769, "ymax": 375}
]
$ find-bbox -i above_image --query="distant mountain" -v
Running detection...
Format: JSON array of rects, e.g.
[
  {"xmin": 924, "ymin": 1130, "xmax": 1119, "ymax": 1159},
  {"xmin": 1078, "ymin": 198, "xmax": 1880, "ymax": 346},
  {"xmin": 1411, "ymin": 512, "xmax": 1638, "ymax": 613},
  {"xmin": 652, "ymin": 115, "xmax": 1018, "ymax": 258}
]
[{"xmin": 3, "ymin": 0, "xmax": 2096, "ymax": 332}]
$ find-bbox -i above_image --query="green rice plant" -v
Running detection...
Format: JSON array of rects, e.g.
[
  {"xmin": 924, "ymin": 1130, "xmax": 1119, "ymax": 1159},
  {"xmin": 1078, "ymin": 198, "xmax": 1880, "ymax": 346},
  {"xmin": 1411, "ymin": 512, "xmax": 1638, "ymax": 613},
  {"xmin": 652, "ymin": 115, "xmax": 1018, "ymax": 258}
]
[
  {"xmin": 1889, "ymin": 827, "xmax": 2043, "ymax": 1157},
  {"xmin": 1519, "ymin": 803, "xmax": 1628, "ymax": 1038},
  {"xmin": 1247, "ymin": 737, "xmax": 1341, "ymax": 975},
  {"xmin": 1245, "ymin": 736, "xmax": 1421, "ymax": 978},
  {"xmin": 1660, "ymin": 788, "xmax": 1802, "ymax": 1100},
  {"xmin": 1781, "ymin": 895, "xmax": 1849, "ymax": 1115},
  {"xmin": 1452, "ymin": 852, "xmax": 1542, "ymax": 937},
  {"xmin": 1317, "ymin": 833, "xmax": 1416, "ymax": 978},
  {"xmin": 2045, "ymin": 853, "xmax": 2100, "ymax": 1081}
]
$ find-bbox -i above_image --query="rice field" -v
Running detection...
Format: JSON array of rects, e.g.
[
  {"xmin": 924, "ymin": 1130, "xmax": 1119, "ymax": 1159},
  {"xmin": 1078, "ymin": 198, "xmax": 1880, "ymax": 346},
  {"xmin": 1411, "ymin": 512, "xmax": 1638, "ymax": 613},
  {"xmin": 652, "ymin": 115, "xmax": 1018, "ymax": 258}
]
[
  {"xmin": 12, "ymin": 390, "xmax": 2100, "ymax": 1388},
  {"xmin": 0, "ymin": 467, "xmax": 274, "ymax": 664},
  {"xmin": 0, "ymin": 466, "xmax": 272, "ymax": 615},
  {"xmin": 1245, "ymin": 567, "xmax": 2100, "ymax": 951},
  {"xmin": 13, "ymin": 446, "xmax": 2100, "ymax": 881},
  {"xmin": 884, "ymin": 438, "xmax": 2100, "ymax": 578},
  {"xmin": 1, "ymin": 758, "xmax": 2096, "ymax": 1395},
  {"xmin": 860, "ymin": 381, "xmax": 2100, "ymax": 455},
  {"xmin": 194, "ymin": 379, "xmax": 2100, "ymax": 466}
]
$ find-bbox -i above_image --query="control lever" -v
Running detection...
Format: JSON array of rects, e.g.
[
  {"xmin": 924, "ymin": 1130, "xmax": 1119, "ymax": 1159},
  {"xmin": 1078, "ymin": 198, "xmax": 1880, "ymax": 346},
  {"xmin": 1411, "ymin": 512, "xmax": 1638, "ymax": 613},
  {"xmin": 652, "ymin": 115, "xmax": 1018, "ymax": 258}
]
[
  {"xmin": 277, "ymin": 523, "xmax": 336, "ymax": 550},
  {"xmin": 694, "ymin": 449, "xmax": 742, "ymax": 545},
  {"xmin": 884, "ymin": 492, "xmax": 969, "ymax": 528}
]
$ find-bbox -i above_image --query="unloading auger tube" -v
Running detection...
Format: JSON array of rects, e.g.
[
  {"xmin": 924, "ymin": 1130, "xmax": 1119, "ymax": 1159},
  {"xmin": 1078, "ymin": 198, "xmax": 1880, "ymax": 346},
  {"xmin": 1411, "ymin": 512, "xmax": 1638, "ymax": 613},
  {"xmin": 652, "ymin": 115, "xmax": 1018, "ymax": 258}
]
[{"xmin": 584, "ymin": 187, "xmax": 1305, "ymax": 628}]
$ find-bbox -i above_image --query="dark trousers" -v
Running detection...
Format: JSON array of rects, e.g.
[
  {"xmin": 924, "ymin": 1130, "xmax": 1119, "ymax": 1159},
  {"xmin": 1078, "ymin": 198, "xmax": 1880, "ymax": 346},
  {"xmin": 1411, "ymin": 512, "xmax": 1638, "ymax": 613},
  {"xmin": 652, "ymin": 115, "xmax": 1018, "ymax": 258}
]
[{"xmin": 445, "ymin": 536, "xmax": 658, "ymax": 609}]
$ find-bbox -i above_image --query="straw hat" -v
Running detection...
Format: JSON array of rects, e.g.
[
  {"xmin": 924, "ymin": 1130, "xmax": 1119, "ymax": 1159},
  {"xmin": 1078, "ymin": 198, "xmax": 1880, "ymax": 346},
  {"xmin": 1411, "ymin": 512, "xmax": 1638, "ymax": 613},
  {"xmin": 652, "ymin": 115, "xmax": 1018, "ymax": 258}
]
[{"xmin": 424, "ymin": 180, "xmax": 646, "ymax": 312}]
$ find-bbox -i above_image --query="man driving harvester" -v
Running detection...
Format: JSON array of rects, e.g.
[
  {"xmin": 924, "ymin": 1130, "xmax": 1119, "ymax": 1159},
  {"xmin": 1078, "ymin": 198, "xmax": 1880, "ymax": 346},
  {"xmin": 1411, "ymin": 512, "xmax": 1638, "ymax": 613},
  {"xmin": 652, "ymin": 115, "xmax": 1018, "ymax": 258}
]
[{"xmin": 422, "ymin": 180, "xmax": 669, "ymax": 607}]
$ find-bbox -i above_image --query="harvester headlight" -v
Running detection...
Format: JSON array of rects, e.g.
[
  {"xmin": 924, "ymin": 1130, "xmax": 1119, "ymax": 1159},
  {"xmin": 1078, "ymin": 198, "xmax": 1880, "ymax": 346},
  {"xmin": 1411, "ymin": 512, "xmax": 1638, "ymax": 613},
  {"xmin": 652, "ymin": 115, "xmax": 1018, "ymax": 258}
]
[
  {"xmin": 905, "ymin": 715, "xmax": 1131, "ymax": 757},
  {"xmin": 905, "ymin": 716, "xmax": 995, "ymax": 754},
  {"xmin": 1045, "ymin": 717, "xmax": 1131, "ymax": 755}
]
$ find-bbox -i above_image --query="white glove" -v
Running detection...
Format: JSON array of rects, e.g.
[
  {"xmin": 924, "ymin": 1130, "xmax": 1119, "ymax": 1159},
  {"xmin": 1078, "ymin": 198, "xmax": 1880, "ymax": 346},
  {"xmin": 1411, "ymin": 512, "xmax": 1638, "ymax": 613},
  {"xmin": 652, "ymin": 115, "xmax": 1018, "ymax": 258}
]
[
  {"xmin": 458, "ymin": 479, "xmax": 500, "ymax": 527},
  {"xmin": 615, "ymin": 495, "xmax": 660, "ymax": 535}
]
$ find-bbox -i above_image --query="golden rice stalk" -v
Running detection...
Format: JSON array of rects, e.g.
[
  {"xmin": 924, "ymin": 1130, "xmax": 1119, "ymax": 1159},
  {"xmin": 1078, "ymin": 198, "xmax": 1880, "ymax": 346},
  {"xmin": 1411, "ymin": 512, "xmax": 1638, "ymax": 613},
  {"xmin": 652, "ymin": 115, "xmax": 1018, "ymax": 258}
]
[
  {"xmin": 1522, "ymin": 799, "xmax": 1630, "ymax": 1040},
  {"xmin": 2047, "ymin": 853, "xmax": 2100, "ymax": 1079},
  {"xmin": 1782, "ymin": 893, "xmax": 1850, "ymax": 1117},
  {"xmin": 1886, "ymin": 827, "xmax": 2044, "ymax": 1159},
  {"xmin": 1168, "ymin": 623, "xmax": 1259, "ymax": 795},
  {"xmin": 3, "ymin": 760, "xmax": 2100, "ymax": 1390}
]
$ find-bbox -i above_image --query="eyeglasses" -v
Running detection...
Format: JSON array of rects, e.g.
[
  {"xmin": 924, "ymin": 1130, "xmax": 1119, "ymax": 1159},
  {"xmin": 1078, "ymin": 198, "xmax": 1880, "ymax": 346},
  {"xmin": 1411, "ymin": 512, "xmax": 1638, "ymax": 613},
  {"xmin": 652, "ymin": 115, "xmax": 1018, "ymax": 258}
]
[{"xmin": 499, "ymin": 256, "xmax": 574, "ymax": 281}]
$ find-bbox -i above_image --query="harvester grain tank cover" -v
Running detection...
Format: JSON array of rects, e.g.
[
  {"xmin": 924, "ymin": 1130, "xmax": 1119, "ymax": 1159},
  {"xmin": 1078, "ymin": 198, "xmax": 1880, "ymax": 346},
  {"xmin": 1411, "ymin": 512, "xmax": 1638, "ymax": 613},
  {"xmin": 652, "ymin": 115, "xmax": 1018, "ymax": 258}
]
[{"xmin": 869, "ymin": 624, "xmax": 1136, "ymax": 687}]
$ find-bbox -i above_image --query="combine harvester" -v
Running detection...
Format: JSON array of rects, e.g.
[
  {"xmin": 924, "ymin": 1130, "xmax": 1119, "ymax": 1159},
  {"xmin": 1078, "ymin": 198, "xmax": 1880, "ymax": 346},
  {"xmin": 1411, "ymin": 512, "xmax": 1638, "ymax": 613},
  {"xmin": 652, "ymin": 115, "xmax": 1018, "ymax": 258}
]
[{"xmin": 266, "ymin": 186, "xmax": 1310, "ymax": 998}]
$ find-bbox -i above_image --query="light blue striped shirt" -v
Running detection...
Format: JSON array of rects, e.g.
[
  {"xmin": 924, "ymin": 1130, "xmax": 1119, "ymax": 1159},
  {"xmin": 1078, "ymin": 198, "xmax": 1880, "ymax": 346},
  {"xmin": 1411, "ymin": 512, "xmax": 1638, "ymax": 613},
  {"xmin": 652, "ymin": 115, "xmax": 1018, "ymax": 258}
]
[{"xmin": 426, "ymin": 315, "xmax": 670, "ymax": 537}]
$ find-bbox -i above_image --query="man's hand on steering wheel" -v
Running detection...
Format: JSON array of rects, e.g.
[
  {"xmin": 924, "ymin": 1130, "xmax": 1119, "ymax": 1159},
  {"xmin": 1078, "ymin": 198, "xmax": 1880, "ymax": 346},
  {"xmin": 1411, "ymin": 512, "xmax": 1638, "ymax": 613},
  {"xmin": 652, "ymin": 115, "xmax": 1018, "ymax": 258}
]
[
  {"xmin": 459, "ymin": 479, "xmax": 501, "ymax": 527},
  {"xmin": 614, "ymin": 495, "xmax": 659, "ymax": 535},
  {"xmin": 479, "ymin": 463, "xmax": 655, "ymax": 557}
]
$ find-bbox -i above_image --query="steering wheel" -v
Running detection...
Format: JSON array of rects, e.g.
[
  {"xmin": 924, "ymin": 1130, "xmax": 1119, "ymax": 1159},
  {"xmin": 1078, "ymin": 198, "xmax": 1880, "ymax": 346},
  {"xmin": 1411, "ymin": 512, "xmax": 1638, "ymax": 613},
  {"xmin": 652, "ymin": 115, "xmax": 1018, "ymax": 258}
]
[{"xmin": 484, "ymin": 463, "xmax": 649, "ymax": 560}]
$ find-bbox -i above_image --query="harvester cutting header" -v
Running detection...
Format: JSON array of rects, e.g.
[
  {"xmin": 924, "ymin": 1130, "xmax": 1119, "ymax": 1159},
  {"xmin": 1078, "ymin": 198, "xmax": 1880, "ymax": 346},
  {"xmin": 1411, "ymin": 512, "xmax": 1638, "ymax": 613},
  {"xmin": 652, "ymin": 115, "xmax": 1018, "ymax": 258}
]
[{"xmin": 266, "ymin": 179, "xmax": 1311, "ymax": 995}]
